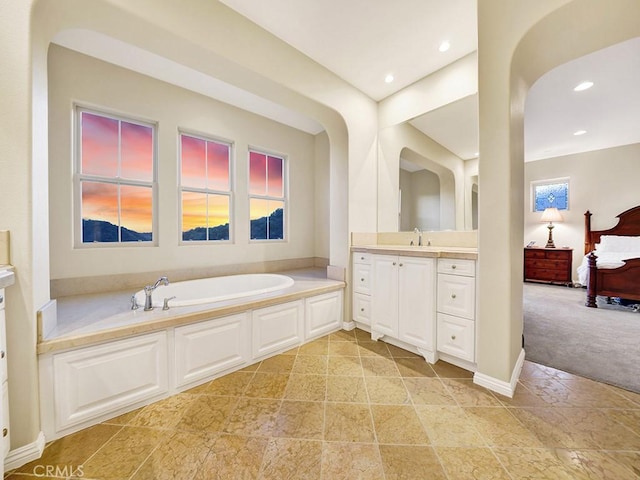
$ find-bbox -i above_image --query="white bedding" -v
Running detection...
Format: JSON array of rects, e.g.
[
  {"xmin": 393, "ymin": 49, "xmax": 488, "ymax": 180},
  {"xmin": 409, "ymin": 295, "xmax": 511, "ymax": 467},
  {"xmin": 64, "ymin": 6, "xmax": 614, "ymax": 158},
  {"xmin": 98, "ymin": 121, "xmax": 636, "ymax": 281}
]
[{"xmin": 577, "ymin": 251, "xmax": 640, "ymax": 286}]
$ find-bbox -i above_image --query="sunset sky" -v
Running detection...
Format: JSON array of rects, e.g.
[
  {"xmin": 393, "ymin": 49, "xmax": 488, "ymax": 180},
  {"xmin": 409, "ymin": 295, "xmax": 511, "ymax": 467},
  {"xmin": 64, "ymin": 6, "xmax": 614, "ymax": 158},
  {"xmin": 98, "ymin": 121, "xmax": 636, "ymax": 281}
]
[
  {"xmin": 81, "ymin": 112, "xmax": 154, "ymax": 235},
  {"xmin": 80, "ymin": 112, "xmax": 285, "ymax": 238}
]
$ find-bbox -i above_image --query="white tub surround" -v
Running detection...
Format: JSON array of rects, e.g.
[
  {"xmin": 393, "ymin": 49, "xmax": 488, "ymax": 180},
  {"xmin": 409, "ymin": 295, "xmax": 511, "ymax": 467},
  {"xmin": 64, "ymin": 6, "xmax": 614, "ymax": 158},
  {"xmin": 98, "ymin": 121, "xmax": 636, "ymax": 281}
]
[
  {"xmin": 38, "ymin": 269, "xmax": 343, "ymax": 440},
  {"xmin": 350, "ymin": 242, "xmax": 478, "ymax": 373}
]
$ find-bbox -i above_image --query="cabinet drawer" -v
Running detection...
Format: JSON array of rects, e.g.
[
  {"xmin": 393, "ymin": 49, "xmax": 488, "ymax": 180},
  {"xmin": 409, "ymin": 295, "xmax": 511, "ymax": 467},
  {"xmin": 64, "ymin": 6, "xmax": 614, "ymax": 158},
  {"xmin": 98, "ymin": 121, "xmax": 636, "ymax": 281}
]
[
  {"xmin": 353, "ymin": 252, "xmax": 372, "ymax": 265},
  {"xmin": 0, "ymin": 310, "xmax": 5, "ymax": 384},
  {"xmin": 2, "ymin": 381, "xmax": 8, "ymax": 458},
  {"xmin": 437, "ymin": 274, "xmax": 475, "ymax": 319},
  {"xmin": 353, "ymin": 292, "xmax": 371, "ymax": 325},
  {"xmin": 437, "ymin": 313, "xmax": 475, "ymax": 362},
  {"xmin": 438, "ymin": 258, "xmax": 475, "ymax": 277},
  {"xmin": 524, "ymin": 268, "xmax": 570, "ymax": 282},
  {"xmin": 353, "ymin": 262, "xmax": 372, "ymax": 295},
  {"xmin": 524, "ymin": 259, "xmax": 569, "ymax": 269}
]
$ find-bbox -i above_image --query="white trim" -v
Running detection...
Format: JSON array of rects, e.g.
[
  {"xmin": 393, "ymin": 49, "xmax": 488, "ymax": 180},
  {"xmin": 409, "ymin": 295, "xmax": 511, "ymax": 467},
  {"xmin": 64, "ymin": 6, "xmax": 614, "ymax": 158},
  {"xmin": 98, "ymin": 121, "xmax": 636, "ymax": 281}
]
[
  {"xmin": 342, "ymin": 320, "xmax": 356, "ymax": 331},
  {"xmin": 5, "ymin": 431, "xmax": 45, "ymax": 471},
  {"xmin": 473, "ymin": 348, "xmax": 525, "ymax": 398}
]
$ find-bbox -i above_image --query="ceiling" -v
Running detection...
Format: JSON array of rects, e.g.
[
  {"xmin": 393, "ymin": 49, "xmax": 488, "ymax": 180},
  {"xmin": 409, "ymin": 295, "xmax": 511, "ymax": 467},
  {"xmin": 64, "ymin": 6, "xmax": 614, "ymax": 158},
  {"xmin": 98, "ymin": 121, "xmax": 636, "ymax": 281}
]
[
  {"xmin": 221, "ymin": 0, "xmax": 640, "ymax": 163},
  {"xmin": 54, "ymin": 2, "xmax": 640, "ymax": 164}
]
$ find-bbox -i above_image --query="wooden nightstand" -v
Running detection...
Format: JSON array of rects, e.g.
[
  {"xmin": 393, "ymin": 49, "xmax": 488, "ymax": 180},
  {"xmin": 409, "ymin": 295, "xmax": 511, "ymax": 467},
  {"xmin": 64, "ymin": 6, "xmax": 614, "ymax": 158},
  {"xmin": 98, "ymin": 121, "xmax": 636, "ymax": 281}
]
[{"xmin": 524, "ymin": 247, "xmax": 573, "ymax": 286}]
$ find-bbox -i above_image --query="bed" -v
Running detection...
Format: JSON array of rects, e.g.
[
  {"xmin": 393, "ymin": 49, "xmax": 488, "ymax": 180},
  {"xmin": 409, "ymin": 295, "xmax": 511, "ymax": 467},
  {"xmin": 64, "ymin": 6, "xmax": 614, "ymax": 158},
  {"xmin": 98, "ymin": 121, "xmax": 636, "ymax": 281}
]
[{"xmin": 579, "ymin": 206, "xmax": 640, "ymax": 307}]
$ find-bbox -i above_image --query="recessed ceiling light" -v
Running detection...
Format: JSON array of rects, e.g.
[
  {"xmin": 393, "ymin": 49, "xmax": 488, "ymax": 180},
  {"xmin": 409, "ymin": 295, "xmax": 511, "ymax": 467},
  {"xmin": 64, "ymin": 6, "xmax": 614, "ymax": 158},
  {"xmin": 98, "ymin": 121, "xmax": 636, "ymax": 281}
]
[
  {"xmin": 438, "ymin": 41, "xmax": 450, "ymax": 53},
  {"xmin": 574, "ymin": 81, "xmax": 594, "ymax": 92},
  {"xmin": 384, "ymin": 74, "xmax": 394, "ymax": 83},
  {"xmin": 574, "ymin": 130, "xmax": 587, "ymax": 136}
]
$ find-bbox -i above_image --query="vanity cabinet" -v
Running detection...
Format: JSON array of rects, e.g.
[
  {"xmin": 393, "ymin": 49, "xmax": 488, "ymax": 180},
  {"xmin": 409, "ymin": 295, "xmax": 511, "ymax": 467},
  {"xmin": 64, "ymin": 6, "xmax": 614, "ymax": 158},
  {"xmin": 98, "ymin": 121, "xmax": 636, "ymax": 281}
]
[
  {"xmin": 371, "ymin": 255, "xmax": 436, "ymax": 358},
  {"xmin": 352, "ymin": 253, "xmax": 372, "ymax": 326},
  {"xmin": 0, "ymin": 287, "xmax": 9, "ymax": 460},
  {"xmin": 436, "ymin": 258, "xmax": 476, "ymax": 362}
]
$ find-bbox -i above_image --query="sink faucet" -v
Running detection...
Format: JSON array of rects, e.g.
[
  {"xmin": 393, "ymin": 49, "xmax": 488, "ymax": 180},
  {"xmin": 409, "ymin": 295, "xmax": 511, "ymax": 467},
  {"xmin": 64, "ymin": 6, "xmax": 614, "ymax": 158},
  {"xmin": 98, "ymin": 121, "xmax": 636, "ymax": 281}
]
[
  {"xmin": 413, "ymin": 227, "xmax": 422, "ymax": 246},
  {"xmin": 143, "ymin": 276, "xmax": 169, "ymax": 311}
]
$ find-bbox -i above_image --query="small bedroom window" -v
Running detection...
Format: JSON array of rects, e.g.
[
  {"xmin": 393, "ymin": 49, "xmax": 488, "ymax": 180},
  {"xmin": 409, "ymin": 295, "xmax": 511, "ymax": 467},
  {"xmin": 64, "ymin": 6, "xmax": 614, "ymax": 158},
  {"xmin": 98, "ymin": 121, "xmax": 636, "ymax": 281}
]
[
  {"xmin": 532, "ymin": 178, "xmax": 569, "ymax": 212},
  {"xmin": 180, "ymin": 133, "xmax": 233, "ymax": 242},
  {"xmin": 76, "ymin": 108, "xmax": 156, "ymax": 245}
]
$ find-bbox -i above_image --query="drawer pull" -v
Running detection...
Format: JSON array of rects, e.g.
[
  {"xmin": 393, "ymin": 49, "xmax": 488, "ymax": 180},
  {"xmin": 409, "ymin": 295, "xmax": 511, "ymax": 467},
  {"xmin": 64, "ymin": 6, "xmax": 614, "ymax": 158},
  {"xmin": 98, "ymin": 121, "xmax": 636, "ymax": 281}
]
[
  {"xmin": 393, "ymin": 262, "xmax": 396, "ymax": 266},
  {"xmin": 0, "ymin": 295, "xmax": 3, "ymax": 304},
  {"xmin": 360, "ymin": 308, "xmax": 365, "ymax": 312},
  {"xmin": 451, "ymin": 335, "xmax": 456, "ymax": 340},
  {"xmin": 399, "ymin": 263, "xmax": 403, "ymax": 267},
  {"xmin": 451, "ymin": 265, "xmax": 457, "ymax": 270},
  {"xmin": 451, "ymin": 293, "xmax": 457, "ymax": 299},
  {"xmin": 360, "ymin": 256, "xmax": 365, "ymax": 260},
  {"xmin": 0, "ymin": 351, "xmax": 4, "ymax": 359},
  {"xmin": 2, "ymin": 428, "xmax": 7, "ymax": 437},
  {"xmin": 361, "ymin": 278, "xmax": 364, "ymax": 282}
]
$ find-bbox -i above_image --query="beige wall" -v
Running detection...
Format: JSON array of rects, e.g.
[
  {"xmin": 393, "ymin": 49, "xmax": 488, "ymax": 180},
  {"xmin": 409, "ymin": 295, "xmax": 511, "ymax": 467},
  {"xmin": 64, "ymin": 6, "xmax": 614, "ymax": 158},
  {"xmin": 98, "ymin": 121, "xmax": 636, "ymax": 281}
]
[
  {"xmin": 524, "ymin": 143, "xmax": 640, "ymax": 280},
  {"xmin": 48, "ymin": 45, "xmax": 324, "ymax": 280}
]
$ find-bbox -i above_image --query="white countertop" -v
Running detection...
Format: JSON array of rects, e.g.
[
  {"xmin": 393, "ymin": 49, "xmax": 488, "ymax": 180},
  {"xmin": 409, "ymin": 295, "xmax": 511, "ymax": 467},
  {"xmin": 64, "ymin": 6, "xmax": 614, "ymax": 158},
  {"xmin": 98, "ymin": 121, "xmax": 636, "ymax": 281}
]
[{"xmin": 0, "ymin": 267, "xmax": 15, "ymax": 289}]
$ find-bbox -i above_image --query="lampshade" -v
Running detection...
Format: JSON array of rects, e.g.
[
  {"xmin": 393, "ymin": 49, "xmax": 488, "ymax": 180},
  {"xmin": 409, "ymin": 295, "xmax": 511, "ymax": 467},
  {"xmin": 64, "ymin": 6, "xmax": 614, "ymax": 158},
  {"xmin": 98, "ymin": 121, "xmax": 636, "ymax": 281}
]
[{"xmin": 541, "ymin": 207, "xmax": 563, "ymax": 224}]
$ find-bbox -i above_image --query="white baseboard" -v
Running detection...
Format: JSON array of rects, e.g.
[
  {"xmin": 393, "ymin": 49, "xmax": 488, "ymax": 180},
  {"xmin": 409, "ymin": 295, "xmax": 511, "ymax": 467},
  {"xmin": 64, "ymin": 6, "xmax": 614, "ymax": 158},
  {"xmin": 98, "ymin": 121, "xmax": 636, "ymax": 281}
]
[
  {"xmin": 5, "ymin": 431, "xmax": 45, "ymax": 471},
  {"xmin": 342, "ymin": 321, "xmax": 356, "ymax": 331},
  {"xmin": 473, "ymin": 348, "xmax": 525, "ymax": 398}
]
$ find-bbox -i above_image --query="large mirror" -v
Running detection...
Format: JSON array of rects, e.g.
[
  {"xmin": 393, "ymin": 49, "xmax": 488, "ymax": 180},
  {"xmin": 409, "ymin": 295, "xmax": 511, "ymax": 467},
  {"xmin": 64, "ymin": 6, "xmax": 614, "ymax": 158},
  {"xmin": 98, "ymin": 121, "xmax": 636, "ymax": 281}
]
[{"xmin": 378, "ymin": 93, "xmax": 479, "ymax": 232}]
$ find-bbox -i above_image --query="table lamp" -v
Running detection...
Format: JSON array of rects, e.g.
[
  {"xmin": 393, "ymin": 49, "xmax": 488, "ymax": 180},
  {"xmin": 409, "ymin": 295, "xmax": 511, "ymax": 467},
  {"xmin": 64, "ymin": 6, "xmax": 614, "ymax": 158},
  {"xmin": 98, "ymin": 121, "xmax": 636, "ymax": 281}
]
[{"xmin": 541, "ymin": 207, "xmax": 563, "ymax": 248}]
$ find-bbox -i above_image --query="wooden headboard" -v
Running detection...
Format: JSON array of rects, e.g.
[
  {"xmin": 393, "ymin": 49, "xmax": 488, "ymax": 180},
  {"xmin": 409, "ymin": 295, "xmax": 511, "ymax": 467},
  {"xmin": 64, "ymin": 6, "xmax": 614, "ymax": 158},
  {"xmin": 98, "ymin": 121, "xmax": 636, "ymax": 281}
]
[{"xmin": 584, "ymin": 206, "xmax": 640, "ymax": 254}]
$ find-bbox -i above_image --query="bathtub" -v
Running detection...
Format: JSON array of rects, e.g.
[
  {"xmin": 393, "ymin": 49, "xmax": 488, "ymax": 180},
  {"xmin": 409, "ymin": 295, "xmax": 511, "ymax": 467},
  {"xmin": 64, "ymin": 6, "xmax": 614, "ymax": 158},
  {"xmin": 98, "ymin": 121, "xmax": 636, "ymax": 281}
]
[{"xmin": 134, "ymin": 273, "xmax": 295, "ymax": 308}]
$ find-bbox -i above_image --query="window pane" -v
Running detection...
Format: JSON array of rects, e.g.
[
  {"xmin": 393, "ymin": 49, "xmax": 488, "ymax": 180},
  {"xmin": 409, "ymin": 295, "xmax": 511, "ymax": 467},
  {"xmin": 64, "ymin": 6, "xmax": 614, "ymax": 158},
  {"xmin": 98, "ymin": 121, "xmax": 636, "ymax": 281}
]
[
  {"xmin": 267, "ymin": 200, "xmax": 284, "ymax": 240},
  {"xmin": 120, "ymin": 185, "xmax": 153, "ymax": 242},
  {"xmin": 207, "ymin": 141, "xmax": 229, "ymax": 191},
  {"xmin": 250, "ymin": 198, "xmax": 269, "ymax": 239},
  {"xmin": 121, "ymin": 121, "xmax": 153, "ymax": 181},
  {"xmin": 534, "ymin": 182, "xmax": 568, "ymax": 212},
  {"xmin": 182, "ymin": 191, "xmax": 207, "ymax": 241},
  {"xmin": 81, "ymin": 112, "xmax": 118, "ymax": 177},
  {"xmin": 181, "ymin": 135, "xmax": 206, "ymax": 189},
  {"xmin": 267, "ymin": 155, "xmax": 283, "ymax": 197},
  {"xmin": 250, "ymin": 199, "xmax": 284, "ymax": 240},
  {"xmin": 81, "ymin": 181, "xmax": 118, "ymax": 242},
  {"xmin": 249, "ymin": 151, "xmax": 267, "ymax": 195},
  {"xmin": 208, "ymin": 194, "xmax": 229, "ymax": 241}
]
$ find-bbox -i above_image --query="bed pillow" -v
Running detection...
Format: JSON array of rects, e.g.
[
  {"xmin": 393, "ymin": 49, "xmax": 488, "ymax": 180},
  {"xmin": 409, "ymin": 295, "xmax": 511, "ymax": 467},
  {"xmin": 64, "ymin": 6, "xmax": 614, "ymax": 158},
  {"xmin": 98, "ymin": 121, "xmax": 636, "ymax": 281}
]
[{"xmin": 598, "ymin": 235, "xmax": 640, "ymax": 252}]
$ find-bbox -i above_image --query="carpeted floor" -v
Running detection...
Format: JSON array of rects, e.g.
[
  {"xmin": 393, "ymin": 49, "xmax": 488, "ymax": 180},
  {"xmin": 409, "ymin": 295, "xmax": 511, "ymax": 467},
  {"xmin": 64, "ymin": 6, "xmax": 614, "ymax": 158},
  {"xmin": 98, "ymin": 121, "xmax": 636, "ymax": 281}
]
[{"xmin": 523, "ymin": 282, "xmax": 640, "ymax": 393}]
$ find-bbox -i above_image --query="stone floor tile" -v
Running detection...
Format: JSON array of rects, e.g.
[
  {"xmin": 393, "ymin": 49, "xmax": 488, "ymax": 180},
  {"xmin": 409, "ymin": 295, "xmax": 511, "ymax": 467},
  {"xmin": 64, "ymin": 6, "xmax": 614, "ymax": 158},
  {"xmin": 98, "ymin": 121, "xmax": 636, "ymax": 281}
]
[{"xmin": 259, "ymin": 438, "xmax": 322, "ymax": 480}]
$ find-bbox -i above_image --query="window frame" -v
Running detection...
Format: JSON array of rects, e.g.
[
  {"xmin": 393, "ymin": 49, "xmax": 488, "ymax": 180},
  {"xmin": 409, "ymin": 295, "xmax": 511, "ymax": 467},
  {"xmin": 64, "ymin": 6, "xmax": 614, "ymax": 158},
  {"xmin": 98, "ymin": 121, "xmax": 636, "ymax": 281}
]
[
  {"xmin": 248, "ymin": 147, "xmax": 288, "ymax": 242},
  {"xmin": 178, "ymin": 130, "xmax": 234, "ymax": 244},
  {"xmin": 531, "ymin": 177, "xmax": 570, "ymax": 213},
  {"xmin": 73, "ymin": 106, "xmax": 158, "ymax": 248}
]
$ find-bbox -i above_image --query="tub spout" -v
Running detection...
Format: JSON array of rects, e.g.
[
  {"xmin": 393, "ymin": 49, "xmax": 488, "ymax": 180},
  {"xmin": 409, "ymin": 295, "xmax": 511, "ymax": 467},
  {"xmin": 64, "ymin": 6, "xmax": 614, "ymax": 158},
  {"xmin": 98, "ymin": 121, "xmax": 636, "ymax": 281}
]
[{"xmin": 143, "ymin": 276, "xmax": 169, "ymax": 311}]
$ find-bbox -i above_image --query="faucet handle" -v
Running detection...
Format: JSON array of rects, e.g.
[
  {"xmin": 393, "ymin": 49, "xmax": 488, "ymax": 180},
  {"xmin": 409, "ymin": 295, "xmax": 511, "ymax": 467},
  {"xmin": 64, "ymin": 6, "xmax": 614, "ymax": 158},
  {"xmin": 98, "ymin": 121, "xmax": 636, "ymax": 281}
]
[
  {"xmin": 131, "ymin": 295, "xmax": 140, "ymax": 310},
  {"xmin": 162, "ymin": 296, "xmax": 176, "ymax": 311}
]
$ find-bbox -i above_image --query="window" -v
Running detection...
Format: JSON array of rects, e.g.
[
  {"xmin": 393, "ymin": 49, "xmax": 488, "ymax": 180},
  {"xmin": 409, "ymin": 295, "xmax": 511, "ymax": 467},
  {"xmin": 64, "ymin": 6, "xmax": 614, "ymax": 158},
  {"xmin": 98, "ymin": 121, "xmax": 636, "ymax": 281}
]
[
  {"xmin": 180, "ymin": 133, "xmax": 232, "ymax": 241},
  {"xmin": 77, "ymin": 108, "xmax": 155, "ymax": 244},
  {"xmin": 249, "ymin": 150, "xmax": 285, "ymax": 240},
  {"xmin": 532, "ymin": 178, "xmax": 569, "ymax": 212}
]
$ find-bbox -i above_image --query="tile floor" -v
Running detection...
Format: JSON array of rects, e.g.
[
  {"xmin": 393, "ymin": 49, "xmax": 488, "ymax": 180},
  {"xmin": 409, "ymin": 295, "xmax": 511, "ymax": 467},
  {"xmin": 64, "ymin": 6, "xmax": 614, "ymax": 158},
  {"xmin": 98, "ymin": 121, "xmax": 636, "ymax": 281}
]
[{"xmin": 8, "ymin": 328, "xmax": 640, "ymax": 479}]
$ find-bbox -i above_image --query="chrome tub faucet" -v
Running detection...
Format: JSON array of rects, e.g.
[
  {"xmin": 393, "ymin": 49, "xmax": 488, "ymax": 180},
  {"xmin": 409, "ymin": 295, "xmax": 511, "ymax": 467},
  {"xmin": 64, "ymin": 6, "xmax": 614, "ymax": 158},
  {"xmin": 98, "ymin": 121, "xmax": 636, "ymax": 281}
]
[
  {"xmin": 143, "ymin": 276, "xmax": 169, "ymax": 311},
  {"xmin": 414, "ymin": 227, "xmax": 422, "ymax": 246}
]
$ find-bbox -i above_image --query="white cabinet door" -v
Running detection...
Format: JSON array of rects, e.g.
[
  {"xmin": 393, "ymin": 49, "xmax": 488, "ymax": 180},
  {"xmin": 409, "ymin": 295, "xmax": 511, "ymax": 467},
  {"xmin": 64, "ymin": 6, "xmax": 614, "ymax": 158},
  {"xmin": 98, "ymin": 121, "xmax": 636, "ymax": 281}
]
[
  {"xmin": 372, "ymin": 255, "xmax": 399, "ymax": 337},
  {"xmin": 1, "ymin": 382, "xmax": 8, "ymax": 458},
  {"xmin": 305, "ymin": 291, "xmax": 342, "ymax": 340},
  {"xmin": 53, "ymin": 332, "xmax": 168, "ymax": 431},
  {"xmin": 174, "ymin": 313, "xmax": 249, "ymax": 388},
  {"xmin": 398, "ymin": 257, "xmax": 436, "ymax": 350},
  {"xmin": 252, "ymin": 301, "xmax": 304, "ymax": 359}
]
